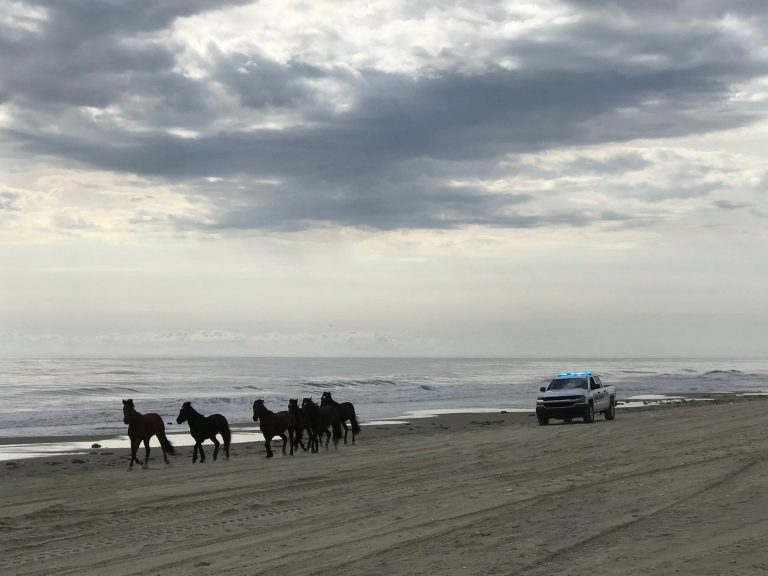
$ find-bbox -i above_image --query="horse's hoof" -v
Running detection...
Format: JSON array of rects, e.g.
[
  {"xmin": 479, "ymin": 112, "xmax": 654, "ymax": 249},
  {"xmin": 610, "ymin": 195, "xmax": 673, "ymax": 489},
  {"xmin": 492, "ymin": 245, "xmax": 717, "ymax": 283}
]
[{"xmin": 266, "ymin": 454, "xmax": 273, "ymax": 459}]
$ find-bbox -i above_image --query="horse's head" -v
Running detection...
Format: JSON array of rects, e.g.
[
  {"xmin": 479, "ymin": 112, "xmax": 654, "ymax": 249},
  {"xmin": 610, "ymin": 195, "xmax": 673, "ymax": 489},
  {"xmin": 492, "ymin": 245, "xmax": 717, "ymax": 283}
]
[
  {"xmin": 288, "ymin": 398, "xmax": 299, "ymax": 412},
  {"xmin": 253, "ymin": 399, "xmax": 264, "ymax": 422},
  {"xmin": 302, "ymin": 397, "xmax": 316, "ymax": 411},
  {"xmin": 320, "ymin": 391, "xmax": 333, "ymax": 405},
  {"xmin": 122, "ymin": 399, "xmax": 135, "ymax": 424},
  {"xmin": 176, "ymin": 401, "xmax": 191, "ymax": 425}
]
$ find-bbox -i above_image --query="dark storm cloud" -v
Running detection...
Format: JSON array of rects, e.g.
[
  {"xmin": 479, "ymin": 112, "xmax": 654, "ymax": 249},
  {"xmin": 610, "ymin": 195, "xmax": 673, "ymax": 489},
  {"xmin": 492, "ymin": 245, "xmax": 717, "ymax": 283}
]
[
  {"xmin": 23, "ymin": 0, "xmax": 249, "ymax": 38},
  {"xmin": 214, "ymin": 52, "xmax": 341, "ymax": 111},
  {"xmin": 0, "ymin": 0, "xmax": 249, "ymax": 116},
  {"xmin": 3, "ymin": 0, "xmax": 768, "ymax": 231},
  {"xmin": 567, "ymin": 153, "xmax": 650, "ymax": 174},
  {"xmin": 714, "ymin": 200, "xmax": 750, "ymax": 210}
]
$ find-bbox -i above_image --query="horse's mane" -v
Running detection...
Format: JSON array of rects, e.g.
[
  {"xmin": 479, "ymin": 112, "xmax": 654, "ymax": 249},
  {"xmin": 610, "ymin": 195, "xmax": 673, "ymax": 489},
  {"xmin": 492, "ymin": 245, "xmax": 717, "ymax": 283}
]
[
  {"xmin": 254, "ymin": 399, "xmax": 274, "ymax": 414},
  {"xmin": 321, "ymin": 392, "xmax": 339, "ymax": 406}
]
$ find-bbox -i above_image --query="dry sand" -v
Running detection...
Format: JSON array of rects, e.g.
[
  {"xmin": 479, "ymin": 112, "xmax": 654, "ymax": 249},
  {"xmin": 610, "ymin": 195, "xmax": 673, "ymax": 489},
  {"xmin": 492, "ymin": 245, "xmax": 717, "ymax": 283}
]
[{"xmin": 2, "ymin": 396, "xmax": 768, "ymax": 575}]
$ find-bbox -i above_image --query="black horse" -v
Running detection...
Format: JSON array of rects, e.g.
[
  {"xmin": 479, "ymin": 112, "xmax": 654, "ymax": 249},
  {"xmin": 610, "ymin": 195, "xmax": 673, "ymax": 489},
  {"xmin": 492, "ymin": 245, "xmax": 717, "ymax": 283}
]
[
  {"xmin": 253, "ymin": 399, "xmax": 294, "ymax": 458},
  {"xmin": 288, "ymin": 399, "xmax": 309, "ymax": 452},
  {"xmin": 176, "ymin": 401, "xmax": 231, "ymax": 463},
  {"xmin": 320, "ymin": 391, "xmax": 361, "ymax": 444},
  {"xmin": 302, "ymin": 397, "xmax": 342, "ymax": 452}
]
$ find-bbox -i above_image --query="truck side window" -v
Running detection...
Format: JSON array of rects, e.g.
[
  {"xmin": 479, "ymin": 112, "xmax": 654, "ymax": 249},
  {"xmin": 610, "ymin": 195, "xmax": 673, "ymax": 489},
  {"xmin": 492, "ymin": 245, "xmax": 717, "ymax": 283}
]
[{"xmin": 590, "ymin": 377, "xmax": 600, "ymax": 389}]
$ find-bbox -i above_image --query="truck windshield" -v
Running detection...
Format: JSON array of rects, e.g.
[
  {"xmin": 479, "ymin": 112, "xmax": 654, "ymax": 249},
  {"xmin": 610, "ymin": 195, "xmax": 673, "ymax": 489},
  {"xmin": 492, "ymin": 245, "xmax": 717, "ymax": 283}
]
[{"xmin": 548, "ymin": 378, "xmax": 587, "ymax": 390}]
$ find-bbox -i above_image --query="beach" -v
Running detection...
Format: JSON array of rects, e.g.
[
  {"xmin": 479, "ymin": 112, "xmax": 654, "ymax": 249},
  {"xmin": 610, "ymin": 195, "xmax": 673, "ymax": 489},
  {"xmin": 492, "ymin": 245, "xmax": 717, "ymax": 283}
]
[{"xmin": 2, "ymin": 396, "xmax": 768, "ymax": 575}]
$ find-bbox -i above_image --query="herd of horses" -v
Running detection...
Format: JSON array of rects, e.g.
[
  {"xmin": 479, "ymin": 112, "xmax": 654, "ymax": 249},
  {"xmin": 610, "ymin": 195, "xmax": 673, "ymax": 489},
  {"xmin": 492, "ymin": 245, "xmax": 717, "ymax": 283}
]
[{"xmin": 121, "ymin": 392, "xmax": 360, "ymax": 470}]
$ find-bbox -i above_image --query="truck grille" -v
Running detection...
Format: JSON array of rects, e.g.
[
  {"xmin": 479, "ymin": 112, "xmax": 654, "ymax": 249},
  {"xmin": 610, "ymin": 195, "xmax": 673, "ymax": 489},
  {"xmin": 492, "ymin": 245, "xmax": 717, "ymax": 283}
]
[{"xmin": 541, "ymin": 395, "xmax": 584, "ymax": 408}]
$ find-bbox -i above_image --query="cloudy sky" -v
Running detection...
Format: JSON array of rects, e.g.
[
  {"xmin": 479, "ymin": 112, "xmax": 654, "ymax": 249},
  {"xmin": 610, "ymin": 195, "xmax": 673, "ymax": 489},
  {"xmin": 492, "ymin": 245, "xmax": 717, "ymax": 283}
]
[{"xmin": 1, "ymin": 0, "xmax": 767, "ymax": 357}]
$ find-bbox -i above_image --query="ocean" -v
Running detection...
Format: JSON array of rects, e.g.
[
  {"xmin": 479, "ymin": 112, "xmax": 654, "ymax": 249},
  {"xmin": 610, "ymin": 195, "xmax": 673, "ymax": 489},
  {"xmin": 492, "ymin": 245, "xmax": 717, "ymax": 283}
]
[{"xmin": 1, "ymin": 356, "xmax": 767, "ymax": 439}]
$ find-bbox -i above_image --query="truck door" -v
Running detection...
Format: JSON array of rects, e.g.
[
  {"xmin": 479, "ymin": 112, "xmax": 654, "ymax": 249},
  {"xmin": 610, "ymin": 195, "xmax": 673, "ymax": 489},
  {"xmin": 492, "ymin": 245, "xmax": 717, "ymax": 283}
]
[{"xmin": 589, "ymin": 377, "xmax": 606, "ymax": 411}]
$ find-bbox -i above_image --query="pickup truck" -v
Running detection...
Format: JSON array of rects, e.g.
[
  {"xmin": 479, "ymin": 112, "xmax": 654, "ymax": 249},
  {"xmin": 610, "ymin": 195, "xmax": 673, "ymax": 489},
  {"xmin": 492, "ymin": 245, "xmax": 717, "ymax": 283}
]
[{"xmin": 535, "ymin": 371, "xmax": 616, "ymax": 425}]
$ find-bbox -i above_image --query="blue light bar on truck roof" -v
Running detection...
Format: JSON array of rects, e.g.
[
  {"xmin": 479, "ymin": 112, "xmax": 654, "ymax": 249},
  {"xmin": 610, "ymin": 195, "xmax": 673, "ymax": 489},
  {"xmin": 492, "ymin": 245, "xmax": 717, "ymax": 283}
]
[{"xmin": 556, "ymin": 371, "xmax": 592, "ymax": 377}]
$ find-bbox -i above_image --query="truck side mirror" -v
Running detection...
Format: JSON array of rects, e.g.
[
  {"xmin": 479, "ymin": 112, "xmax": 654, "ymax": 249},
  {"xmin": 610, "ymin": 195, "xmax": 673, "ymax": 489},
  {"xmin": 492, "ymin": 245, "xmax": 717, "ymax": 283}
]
[{"xmin": 540, "ymin": 386, "xmax": 546, "ymax": 392}]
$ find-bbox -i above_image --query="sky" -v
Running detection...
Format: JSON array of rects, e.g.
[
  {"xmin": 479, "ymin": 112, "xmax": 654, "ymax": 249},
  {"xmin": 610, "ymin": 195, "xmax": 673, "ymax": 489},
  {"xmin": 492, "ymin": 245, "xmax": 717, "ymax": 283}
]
[{"xmin": 1, "ymin": 0, "xmax": 767, "ymax": 357}]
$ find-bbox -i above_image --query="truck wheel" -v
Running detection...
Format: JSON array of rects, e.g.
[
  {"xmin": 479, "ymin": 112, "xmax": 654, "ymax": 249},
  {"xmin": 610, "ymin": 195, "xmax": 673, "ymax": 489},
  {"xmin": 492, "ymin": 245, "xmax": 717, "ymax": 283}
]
[
  {"xmin": 583, "ymin": 402, "xmax": 594, "ymax": 424},
  {"xmin": 537, "ymin": 416, "xmax": 549, "ymax": 426},
  {"xmin": 605, "ymin": 398, "xmax": 616, "ymax": 420}
]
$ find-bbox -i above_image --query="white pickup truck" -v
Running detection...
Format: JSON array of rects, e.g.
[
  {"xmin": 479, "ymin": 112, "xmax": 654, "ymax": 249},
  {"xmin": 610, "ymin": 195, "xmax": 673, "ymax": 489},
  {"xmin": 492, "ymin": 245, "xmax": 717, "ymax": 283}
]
[{"xmin": 535, "ymin": 371, "xmax": 616, "ymax": 425}]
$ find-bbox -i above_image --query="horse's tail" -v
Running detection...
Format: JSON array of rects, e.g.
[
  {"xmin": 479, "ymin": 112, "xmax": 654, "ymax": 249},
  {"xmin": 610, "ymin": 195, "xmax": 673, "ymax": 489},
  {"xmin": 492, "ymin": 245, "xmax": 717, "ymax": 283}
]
[
  {"xmin": 221, "ymin": 419, "xmax": 232, "ymax": 450},
  {"xmin": 349, "ymin": 410, "xmax": 361, "ymax": 435},
  {"xmin": 160, "ymin": 433, "xmax": 176, "ymax": 456}
]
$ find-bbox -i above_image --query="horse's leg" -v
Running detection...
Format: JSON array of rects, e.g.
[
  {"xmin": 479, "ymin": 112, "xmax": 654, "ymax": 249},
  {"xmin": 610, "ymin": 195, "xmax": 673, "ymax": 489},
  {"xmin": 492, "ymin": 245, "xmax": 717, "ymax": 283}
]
[
  {"xmin": 324, "ymin": 429, "xmax": 330, "ymax": 451},
  {"xmin": 264, "ymin": 435, "xmax": 274, "ymax": 458},
  {"xmin": 128, "ymin": 437, "xmax": 140, "ymax": 470},
  {"xmin": 341, "ymin": 420, "xmax": 349, "ymax": 444},
  {"xmin": 211, "ymin": 436, "xmax": 220, "ymax": 461},
  {"xmin": 293, "ymin": 428, "xmax": 303, "ymax": 452},
  {"xmin": 279, "ymin": 433, "xmax": 287, "ymax": 455},
  {"xmin": 198, "ymin": 442, "xmax": 206, "ymax": 463},
  {"xmin": 286, "ymin": 429, "xmax": 293, "ymax": 456},
  {"xmin": 192, "ymin": 442, "xmax": 199, "ymax": 463},
  {"xmin": 143, "ymin": 439, "xmax": 151, "ymax": 469},
  {"xmin": 161, "ymin": 440, "xmax": 170, "ymax": 465}
]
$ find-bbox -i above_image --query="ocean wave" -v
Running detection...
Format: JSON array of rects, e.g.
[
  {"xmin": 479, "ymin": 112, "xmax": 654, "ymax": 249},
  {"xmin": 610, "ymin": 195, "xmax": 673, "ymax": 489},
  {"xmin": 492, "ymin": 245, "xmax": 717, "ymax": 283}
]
[
  {"xmin": 702, "ymin": 369, "xmax": 747, "ymax": 377},
  {"xmin": 300, "ymin": 378, "xmax": 399, "ymax": 390},
  {"xmin": 83, "ymin": 386, "xmax": 141, "ymax": 395},
  {"xmin": 35, "ymin": 385, "xmax": 142, "ymax": 397},
  {"xmin": 698, "ymin": 369, "xmax": 768, "ymax": 381}
]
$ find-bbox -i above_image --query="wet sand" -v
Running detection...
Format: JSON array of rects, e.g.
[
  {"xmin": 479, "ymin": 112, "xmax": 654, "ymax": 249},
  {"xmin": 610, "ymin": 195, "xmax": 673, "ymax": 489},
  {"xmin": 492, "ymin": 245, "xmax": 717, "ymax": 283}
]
[{"xmin": 2, "ymin": 396, "xmax": 768, "ymax": 575}]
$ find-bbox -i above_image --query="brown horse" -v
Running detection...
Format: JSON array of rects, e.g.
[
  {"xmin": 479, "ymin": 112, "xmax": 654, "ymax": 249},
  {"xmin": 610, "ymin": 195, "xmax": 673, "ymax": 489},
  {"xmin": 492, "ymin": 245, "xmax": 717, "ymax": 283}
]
[
  {"xmin": 122, "ymin": 399, "xmax": 175, "ymax": 471},
  {"xmin": 320, "ymin": 391, "xmax": 361, "ymax": 444},
  {"xmin": 252, "ymin": 399, "xmax": 294, "ymax": 458}
]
